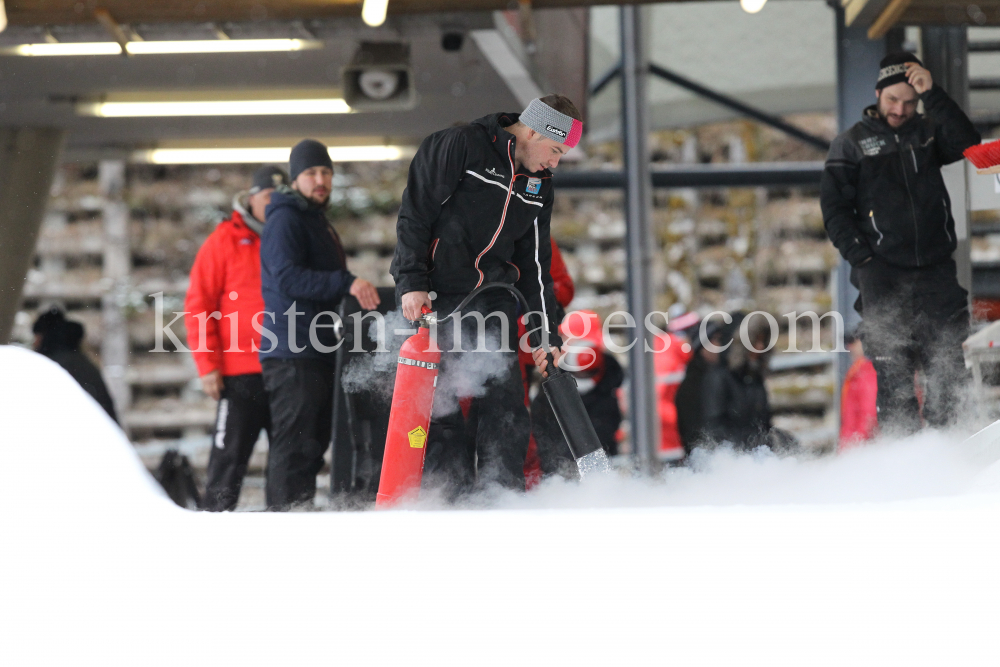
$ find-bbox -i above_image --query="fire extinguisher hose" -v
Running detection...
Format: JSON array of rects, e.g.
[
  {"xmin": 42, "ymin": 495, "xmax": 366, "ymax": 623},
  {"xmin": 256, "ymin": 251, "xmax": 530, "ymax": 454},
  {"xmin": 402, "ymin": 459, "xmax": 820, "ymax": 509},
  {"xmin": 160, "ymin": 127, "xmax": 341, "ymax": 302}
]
[
  {"xmin": 427, "ymin": 282, "xmax": 607, "ymax": 466},
  {"xmin": 430, "ymin": 281, "xmax": 563, "ymax": 374}
]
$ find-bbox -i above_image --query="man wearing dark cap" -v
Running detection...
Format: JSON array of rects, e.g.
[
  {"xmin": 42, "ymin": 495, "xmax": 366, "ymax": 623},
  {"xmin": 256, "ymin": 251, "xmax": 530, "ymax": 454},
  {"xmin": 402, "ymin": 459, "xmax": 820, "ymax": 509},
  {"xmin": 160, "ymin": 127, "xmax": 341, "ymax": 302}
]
[
  {"xmin": 259, "ymin": 139, "xmax": 379, "ymax": 510},
  {"xmin": 821, "ymin": 53, "xmax": 981, "ymax": 434},
  {"xmin": 391, "ymin": 94, "xmax": 581, "ymax": 493},
  {"xmin": 185, "ymin": 165, "xmax": 288, "ymax": 511}
]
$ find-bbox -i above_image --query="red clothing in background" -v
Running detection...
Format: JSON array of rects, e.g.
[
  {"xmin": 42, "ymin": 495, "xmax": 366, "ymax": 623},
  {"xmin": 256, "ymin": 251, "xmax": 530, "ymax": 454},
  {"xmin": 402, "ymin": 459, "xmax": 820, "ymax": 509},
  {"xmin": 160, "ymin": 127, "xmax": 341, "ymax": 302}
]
[
  {"xmin": 839, "ymin": 357, "xmax": 878, "ymax": 451},
  {"xmin": 549, "ymin": 240, "xmax": 574, "ymax": 310},
  {"xmin": 184, "ymin": 211, "xmax": 266, "ymax": 377},
  {"xmin": 653, "ymin": 333, "xmax": 693, "ymax": 460}
]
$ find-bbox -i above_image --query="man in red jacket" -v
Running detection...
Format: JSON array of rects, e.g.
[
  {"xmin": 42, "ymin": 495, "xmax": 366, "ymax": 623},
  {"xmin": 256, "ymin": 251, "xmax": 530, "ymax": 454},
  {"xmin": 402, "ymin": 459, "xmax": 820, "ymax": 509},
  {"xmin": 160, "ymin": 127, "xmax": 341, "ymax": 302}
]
[{"xmin": 185, "ymin": 165, "xmax": 289, "ymax": 511}]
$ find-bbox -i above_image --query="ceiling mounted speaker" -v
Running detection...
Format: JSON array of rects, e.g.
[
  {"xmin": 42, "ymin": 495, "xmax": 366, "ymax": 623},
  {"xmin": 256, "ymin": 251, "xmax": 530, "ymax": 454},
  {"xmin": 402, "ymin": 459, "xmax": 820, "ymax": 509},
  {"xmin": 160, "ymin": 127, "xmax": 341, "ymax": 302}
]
[{"xmin": 342, "ymin": 42, "xmax": 416, "ymax": 112}]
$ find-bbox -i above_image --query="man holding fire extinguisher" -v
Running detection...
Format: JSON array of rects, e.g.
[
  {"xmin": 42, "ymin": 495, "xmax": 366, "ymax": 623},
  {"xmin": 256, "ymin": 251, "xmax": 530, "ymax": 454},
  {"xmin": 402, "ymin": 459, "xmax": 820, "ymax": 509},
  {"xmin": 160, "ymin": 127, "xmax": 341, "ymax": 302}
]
[{"xmin": 390, "ymin": 95, "xmax": 582, "ymax": 494}]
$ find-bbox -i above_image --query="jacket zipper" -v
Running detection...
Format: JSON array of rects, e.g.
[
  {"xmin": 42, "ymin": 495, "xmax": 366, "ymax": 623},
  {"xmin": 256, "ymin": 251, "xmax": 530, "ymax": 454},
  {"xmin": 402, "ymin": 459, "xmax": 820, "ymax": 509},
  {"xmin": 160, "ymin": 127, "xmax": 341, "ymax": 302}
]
[
  {"xmin": 869, "ymin": 210, "xmax": 884, "ymax": 245},
  {"xmin": 910, "ymin": 145, "xmax": 918, "ymax": 173},
  {"xmin": 896, "ymin": 134, "xmax": 922, "ymax": 266},
  {"xmin": 942, "ymin": 198, "xmax": 953, "ymax": 243},
  {"xmin": 473, "ymin": 139, "xmax": 516, "ymax": 287}
]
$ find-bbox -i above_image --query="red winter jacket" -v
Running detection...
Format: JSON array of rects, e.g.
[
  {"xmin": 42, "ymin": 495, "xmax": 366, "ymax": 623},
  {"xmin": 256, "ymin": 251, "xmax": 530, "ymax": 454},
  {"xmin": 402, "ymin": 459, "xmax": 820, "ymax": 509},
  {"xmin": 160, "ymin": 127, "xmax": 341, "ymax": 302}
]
[
  {"xmin": 549, "ymin": 241, "xmax": 574, "ymax": 310},
  {"xmin": 839, "ymin": 356, "xmax": 878, "ymax": 451},
  {"xmin": 518, "ymin": 240, "xmax": 574, "ymax": 366},
  {"xmin": 184, "ymin": 211, "xmax": 266, "ymax": 377},
  {"xmin": 653, "ymin": 333, "xmax": 693, "ymax": 460}
]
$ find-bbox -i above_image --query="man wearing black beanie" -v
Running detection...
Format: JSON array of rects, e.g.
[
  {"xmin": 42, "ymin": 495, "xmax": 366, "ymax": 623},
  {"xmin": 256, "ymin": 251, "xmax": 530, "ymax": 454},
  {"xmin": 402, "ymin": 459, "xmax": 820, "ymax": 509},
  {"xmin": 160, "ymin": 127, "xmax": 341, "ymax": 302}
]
[
  {"xmin": 821, "ymin": 53, "xmax": 981, "ymax": 435},
  {"xmin": 259, "ymin": 139, "xmax": 380, "ymax": 509}
]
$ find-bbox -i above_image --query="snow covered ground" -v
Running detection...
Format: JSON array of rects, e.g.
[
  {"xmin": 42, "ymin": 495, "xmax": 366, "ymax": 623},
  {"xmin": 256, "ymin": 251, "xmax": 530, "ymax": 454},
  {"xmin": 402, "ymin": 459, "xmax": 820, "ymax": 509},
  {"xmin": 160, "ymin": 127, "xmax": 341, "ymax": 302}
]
[{"xmin": 4, "ymin": 344, "xmax": 1000, "ymax": 666}]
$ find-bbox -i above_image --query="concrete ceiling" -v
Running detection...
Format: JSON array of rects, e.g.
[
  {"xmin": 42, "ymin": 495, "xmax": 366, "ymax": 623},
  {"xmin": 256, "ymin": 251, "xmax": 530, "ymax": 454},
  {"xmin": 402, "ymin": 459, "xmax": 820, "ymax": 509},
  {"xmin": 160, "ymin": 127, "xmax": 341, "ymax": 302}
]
[
  {"xmin": 5, "ymin": 0, "xmax": 665, "ymax": 25},
  {"xmin": 0, "ymin": 8, "xmax": 588, "ymax": 160}
]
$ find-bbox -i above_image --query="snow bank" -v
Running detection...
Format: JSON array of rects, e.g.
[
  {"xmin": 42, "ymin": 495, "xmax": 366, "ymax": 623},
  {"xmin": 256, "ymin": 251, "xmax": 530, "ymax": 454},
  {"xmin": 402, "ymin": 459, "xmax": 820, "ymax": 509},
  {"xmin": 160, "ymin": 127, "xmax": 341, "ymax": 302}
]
[{"xmin": 3, "ymin": 345, "xmax": 1000, "ymax": 666}]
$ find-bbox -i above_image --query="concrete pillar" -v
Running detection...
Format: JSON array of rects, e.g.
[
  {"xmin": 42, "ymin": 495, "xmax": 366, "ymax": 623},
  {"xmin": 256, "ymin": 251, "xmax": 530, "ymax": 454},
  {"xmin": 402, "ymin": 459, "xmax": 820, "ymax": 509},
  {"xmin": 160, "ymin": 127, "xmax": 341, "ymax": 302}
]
[
  {"xmin": 0, "ymin": 128, "xmax": 65, "ymax": 342},
  {"xmin": 100, "ymin": 160, "xmax": 132, "ymax": 419},
  {"xmin": 620, "ymin": 4, "xmax": 659, "ymax": 472}
]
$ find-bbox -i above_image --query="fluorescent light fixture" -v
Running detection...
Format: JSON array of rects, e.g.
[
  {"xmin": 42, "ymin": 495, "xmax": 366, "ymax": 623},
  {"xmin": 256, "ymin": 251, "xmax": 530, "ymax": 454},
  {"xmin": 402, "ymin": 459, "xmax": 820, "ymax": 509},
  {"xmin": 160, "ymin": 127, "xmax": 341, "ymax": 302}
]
[
  {"xmin": 79, "ymin": 98, "xmax": 351, "ymax": 117},
  {"xmin": 0, "ymin": 0, "xmax": 8, "ymax": 34},
  {"xmin": 362, "ymin": 0, "xmax": 389, "ymax": 27},
  {"xmin": 136, "ymin": 146, "xmax": 408, "ymax": 164},
  {"xmin": 740, "ymin": 0, "xmax": 767, "ymax": 13},
  {"xmin": 3, "ymin": 38, "xmax": 321, "ymax": 57}
]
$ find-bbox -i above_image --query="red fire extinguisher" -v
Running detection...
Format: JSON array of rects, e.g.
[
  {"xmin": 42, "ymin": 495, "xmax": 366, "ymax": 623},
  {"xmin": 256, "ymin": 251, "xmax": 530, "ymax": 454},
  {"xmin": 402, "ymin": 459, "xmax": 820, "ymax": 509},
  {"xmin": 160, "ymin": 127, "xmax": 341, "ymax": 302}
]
[
  {"xmin": 375, "ymin": 307, "xmax": 439, "ymax": 507},
  {"xmin": 376, "ymin": 284, "xmax": 609, "ymax": 508}
]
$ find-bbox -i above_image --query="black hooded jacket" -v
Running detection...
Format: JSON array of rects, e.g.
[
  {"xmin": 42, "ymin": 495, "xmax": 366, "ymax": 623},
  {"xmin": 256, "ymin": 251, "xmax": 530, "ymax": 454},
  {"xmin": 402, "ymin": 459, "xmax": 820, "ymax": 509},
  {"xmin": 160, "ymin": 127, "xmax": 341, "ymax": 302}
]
[
  {"xmin": 820, "ymin": 85, "xmax": 980, "ymax": 268},
  {"xmin": 390, "ymin": 112, "xmax": 563, "ymax": 346}
]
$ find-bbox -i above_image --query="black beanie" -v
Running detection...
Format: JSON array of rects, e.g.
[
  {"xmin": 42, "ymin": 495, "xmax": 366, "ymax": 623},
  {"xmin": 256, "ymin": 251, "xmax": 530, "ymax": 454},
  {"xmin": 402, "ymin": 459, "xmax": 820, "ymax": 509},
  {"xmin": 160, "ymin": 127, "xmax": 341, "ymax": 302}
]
[
  {"xmin": 289, "ymin": 139, "xmax": 333, "ymax": 182},
  {"xmin": 250, "ymin": 165, "xmax": 289, "ymax": 194},
  {"xmin": 876, "ymin": 52, "xmax": 923, "ymax": 91},
  {"xmin": 32, "ymin": 305, "xmax": 65, "ymax": 335}
]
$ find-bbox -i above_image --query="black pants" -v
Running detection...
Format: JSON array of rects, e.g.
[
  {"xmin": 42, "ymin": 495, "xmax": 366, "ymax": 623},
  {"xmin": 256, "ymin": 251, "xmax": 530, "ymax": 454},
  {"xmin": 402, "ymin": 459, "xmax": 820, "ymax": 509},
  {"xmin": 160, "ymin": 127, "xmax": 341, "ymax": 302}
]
[
  {"xmin": 855, "ymin": 256, "xmax": 970, "ymax": 434},
  {"xmin": 204, "ymin": 373, "xmax": 271, "ymax": 511},
  {"xmin": 262, "ymin": 357, "xmax": 335, "ymax": 510},
  {"xmin": 423, "ymin": 291, "xmax": 530, "ymax": 495}
]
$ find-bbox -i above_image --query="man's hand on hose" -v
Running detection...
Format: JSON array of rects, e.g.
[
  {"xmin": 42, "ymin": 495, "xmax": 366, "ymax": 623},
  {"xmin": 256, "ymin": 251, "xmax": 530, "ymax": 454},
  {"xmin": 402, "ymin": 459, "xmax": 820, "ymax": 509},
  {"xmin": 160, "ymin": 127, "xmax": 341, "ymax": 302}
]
[
  {"xmin": 351, "ymin": 278, "xmax": 381, "ymax": 311},
  {"xmin": 402, "ymin": 290, "xmax": 432, "ymax": 321},
  {"xmin": 533, "ymin": 346, "xmax": 565, "ymax": 378}
]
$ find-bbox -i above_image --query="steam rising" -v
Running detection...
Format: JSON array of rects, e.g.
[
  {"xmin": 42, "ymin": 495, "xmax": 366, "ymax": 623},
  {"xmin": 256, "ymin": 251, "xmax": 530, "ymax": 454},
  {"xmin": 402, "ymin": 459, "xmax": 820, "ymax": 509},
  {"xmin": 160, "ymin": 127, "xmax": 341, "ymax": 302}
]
[
  {"xmin": 395, "ymin": 427, "xmax": 1000, "ymax": 511},
  {"xmin": 339, "ymin": 309, "xmax": 514, "ymax": 415}
]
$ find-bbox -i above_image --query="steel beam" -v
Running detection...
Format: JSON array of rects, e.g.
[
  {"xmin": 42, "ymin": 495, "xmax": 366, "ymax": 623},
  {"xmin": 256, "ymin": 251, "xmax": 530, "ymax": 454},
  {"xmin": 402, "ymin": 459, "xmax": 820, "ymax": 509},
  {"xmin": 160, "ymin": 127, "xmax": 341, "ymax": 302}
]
[
  {"xmin": 0, "ymin": 127, "xmax": 65, "ymax": 343},
  {"xmin": 589, "ymin": 63, "xmax": 831, "ymax": 152},
  {"xmin": 647, "ymin": 64, "xmax": 831, "ymax": 152},
  {"xmin": 552, "ymin": 162, "xmax": 823, "ymax": 189},
  {"xmin": 619, "ymin": 4, "xmax": 658, "ymax": 473}
]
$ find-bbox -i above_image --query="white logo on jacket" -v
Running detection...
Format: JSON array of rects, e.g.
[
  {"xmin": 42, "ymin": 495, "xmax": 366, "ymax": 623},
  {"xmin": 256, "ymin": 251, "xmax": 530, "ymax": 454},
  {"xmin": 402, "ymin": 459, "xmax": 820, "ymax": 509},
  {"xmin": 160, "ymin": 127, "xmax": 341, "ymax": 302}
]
[
  {"xmin": 859, "ymin": 136, "xmax": 887, "ymax": 156},
  {"xmin": 485, "ymin": 167, "xmax": 506, "ymax": 179}
]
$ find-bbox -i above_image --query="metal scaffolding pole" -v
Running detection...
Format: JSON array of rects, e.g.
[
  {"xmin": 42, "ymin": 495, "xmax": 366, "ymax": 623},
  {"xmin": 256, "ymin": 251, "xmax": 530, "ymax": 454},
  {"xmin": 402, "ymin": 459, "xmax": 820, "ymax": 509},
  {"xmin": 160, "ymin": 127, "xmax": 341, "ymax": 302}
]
[
  {"xmin": 620, "ymin": 4, "xmax": 658, "ymax": 473},
  {"xmin": 834, "ymin": 8, "xmax": 885, "ymax": 425}
]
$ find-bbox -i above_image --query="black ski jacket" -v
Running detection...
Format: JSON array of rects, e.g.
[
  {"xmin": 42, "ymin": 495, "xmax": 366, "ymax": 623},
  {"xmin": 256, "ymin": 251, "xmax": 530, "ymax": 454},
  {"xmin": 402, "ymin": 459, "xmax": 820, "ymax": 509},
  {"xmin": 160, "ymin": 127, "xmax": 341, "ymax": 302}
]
[
  {"xmin": 390, "ymin": 112, "xmax": 562, "ymax": 345},
  {"xmin": 820, "ymin": 85, "xmax": 980, "ymax": 268}
]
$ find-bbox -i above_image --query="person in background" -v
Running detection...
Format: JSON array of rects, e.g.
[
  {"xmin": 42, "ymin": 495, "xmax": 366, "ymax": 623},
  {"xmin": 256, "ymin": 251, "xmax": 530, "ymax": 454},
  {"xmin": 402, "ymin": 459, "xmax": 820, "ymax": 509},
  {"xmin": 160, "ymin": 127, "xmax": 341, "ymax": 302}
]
[
  {"xmin": 839, "ymin": 331, "xmax": 878, "ymax": 451},
  {"xmin": 723, "ymin": 316, "xmax": 774, "ymax": 451},
  {"xmin": 530, "ymin": 310, "xmax": 623, "ymax": 477},
  {"xmin": 653, "ymin": 308, "xmax": 699, "ymax": 462},
  {"xmin": 185, "ymin": 165, "xmax": 288, "ymax": 512},
  {"xmin": 675, "ymin": 313, "xmax": 777, "ymax": 454},
  {"xmin": 675, "ymin": 317, "xmax": 735, "ymax": 454},
  {"xmin": 821, "ymin": 52, "xmax": 979, "ymax": 434},
  {"xmin": 260, "ymin": 139, "xmax": 379, "ymax": 510},
  {"xmin": 33, "ymin": 306, "xmax": 118, "ymax": 424}
]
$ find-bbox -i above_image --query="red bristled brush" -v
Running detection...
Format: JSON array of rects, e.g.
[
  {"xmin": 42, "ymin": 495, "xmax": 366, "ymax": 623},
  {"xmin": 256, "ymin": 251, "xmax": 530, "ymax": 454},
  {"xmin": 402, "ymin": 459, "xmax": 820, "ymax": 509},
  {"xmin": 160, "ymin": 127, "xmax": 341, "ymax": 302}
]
[{"xmin": 964, "ymin": 140, "xmax": 1000, "ymax": 175}]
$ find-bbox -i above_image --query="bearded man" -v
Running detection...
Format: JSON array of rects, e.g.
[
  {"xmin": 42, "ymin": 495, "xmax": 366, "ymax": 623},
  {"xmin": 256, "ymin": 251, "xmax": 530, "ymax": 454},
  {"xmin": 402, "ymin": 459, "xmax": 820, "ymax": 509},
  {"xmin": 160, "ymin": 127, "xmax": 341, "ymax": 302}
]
[
  {"xmin": 259, "ymin": 139, "xmax": 379, "ymax": 509},
  {"xmin": 821, "ymin": 52, "xmax": 980, "ymax": 434}
]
